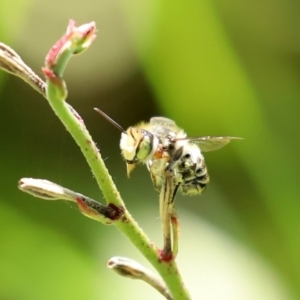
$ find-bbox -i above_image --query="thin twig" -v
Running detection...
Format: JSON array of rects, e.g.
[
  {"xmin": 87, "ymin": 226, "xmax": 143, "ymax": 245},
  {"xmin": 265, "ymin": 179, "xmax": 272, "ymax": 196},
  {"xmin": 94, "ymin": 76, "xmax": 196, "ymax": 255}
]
[
  {"xmin": 108, "ymin": 256, "xmax": 173, "ymax": 300},
  {"xmin": 18, "ymin": 178, "xmax": 116, "ymax": 224},
  {"xmin": 0, "ymin": 42, "xmax": 46, "ymax": 96}
]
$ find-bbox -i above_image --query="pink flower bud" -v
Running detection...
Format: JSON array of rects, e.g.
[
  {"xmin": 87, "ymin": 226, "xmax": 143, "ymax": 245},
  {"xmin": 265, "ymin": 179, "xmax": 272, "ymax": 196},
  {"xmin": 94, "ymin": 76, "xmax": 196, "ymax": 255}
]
[{"xmin": 44, "ymin": 20, "xmax": 96, "ymax": 72}]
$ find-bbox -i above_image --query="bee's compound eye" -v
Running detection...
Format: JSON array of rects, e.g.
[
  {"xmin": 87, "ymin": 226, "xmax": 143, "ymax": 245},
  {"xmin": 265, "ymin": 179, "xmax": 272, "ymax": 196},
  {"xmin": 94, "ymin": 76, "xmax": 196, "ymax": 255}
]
[
  {"xmin": 136, "ymin": 131, "xmax": 154, "ymax": 160},
  {"xmin": 137, "ymin": 140, "xmax": 151, "ymax": 159}
]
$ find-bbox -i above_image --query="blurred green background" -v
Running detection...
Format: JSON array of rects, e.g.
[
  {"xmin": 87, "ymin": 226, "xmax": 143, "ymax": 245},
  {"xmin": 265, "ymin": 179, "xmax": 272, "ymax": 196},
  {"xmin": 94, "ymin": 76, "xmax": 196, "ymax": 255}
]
[{"xmin": 1, "ymin": 0, "xmax": 300, "ymax": 299}]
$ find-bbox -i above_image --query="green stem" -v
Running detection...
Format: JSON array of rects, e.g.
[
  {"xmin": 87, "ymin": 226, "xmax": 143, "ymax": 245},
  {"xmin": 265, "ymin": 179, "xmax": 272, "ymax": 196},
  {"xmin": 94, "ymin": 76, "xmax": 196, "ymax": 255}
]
[
  {"xmin": 45, "ymin": 79, "xmax": 191, "ymax": 298},
  {"xmin": 45, "ymin": 88, "xmax": 124, "ymax": 207},
  {"xmin": 116, "ymin": 211, "xmax": 191, "ymax": 299},
  {"xmin": 0, "ymin": 32, "xmax": 192, "ymax": 298}
]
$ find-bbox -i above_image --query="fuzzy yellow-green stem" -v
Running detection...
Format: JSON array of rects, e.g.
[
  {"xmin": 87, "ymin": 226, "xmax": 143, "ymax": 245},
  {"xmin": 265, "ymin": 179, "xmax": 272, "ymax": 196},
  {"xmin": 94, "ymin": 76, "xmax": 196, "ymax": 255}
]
[{"xmin": 0, "ymin": 20, "xmax": 192, "ymax": 299}]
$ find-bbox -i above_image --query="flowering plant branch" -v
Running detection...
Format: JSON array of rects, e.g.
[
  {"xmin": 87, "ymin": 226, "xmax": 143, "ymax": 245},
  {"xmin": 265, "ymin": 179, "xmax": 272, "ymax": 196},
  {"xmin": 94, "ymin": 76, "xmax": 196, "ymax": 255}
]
[{"xmin": 0, "ymin": 20, "xmax": 191, "ymax": 300}]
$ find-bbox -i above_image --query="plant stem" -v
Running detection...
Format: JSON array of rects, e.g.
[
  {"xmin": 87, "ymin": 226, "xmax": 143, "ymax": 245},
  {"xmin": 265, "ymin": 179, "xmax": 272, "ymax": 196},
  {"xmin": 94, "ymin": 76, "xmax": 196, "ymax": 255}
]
[
  {"xmin": 0, "ymin": 22, "xmax": 193, "ymax": 298},
  {"xmin": 45, "ymin": 80, "xmax": 191, "ymax": 298},
  {"xmin": 116, "ymin": 211, "xmax": 191, "ymax": 299}
]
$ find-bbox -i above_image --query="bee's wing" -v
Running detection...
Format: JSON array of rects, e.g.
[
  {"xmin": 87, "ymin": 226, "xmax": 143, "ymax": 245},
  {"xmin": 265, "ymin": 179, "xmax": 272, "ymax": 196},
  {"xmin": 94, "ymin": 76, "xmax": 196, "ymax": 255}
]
[
  {"xmin": 182, "ymin": 136, "xmax": 242, "ymax": 152},
  {"xmin": 150, "ymin": 117, "xmax": 181, "ymax": 136},
  {"xmin": 150, "ymin": 117, "xmax": 178, "ymax": 129}
]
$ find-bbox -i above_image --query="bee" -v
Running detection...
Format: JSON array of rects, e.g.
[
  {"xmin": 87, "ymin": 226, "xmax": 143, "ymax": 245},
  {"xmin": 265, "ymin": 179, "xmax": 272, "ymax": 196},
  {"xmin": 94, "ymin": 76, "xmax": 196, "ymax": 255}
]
[
  {"xmin": 144, "ymin": 117, "xmax": 241, "ymax": 198},
  {"xmin": 94, "ymin": 108, "xmax": 241, "ymax": 200}
]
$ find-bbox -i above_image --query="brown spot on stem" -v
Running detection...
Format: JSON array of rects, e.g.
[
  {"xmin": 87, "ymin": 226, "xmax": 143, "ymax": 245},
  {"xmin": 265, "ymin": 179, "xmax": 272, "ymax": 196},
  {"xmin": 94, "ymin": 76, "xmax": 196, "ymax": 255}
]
[
  {"xmin": 107, "ymin": 203, "xmax": 125, "ymax": 220},
  {"xmin": 158, "ymin": 248, "xmax": 174, "ymax": 263}
]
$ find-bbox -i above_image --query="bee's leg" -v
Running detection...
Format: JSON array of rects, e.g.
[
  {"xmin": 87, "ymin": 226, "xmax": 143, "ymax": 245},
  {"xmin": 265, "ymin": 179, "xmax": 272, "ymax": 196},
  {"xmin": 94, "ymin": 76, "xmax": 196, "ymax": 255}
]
[
  {"xmin": 169, "ymin": 204, "xmax": 179, "ymax": 258},
  {"xmin": 168, "ymin": 184, "xmax": 180, "ymax": 258},
  {"xmin": 150, "ymin": 173, "xmax": 161, "ymax": 192},
  {"xmin": 159, "ymin": 178, "xmax": 172, "ymax": 259},
  {"xmin": 159, "ymin": 172, "xmax": 176, "ymax": 260}
]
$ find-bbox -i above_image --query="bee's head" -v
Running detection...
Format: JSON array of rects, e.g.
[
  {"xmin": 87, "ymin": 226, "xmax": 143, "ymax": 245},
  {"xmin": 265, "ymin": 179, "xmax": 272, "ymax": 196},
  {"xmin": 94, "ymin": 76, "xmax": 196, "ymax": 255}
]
[
  {"xmin": 120, "ymin": 127, "xmax": 158, "ymax": 177},
  {"xmin": 93, "ymin": 108, "xmax": 159, "ymax": 177}
]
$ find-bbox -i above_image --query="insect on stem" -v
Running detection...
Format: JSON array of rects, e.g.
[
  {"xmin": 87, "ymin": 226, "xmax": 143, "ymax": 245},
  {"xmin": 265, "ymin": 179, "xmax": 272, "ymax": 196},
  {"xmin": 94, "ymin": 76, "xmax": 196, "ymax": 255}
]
[{"xmin": 93, "ymin": 108, "xmax": 242, "ymax": 261}]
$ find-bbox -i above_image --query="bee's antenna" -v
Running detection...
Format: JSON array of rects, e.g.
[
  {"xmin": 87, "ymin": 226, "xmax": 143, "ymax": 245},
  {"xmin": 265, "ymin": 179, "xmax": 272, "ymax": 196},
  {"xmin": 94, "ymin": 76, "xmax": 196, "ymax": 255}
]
[{"xmin": 94, "ymin": 108, "xmax": 126, "ymax": 133}]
